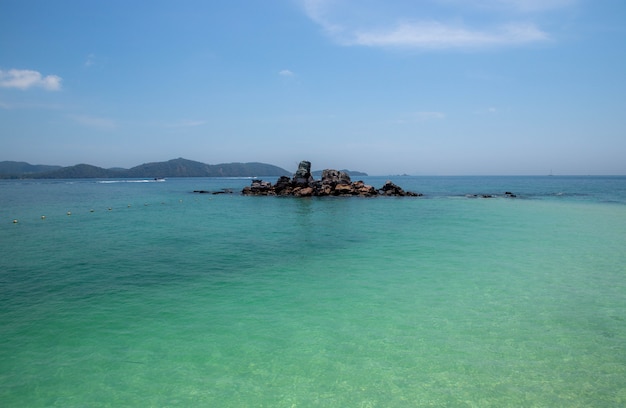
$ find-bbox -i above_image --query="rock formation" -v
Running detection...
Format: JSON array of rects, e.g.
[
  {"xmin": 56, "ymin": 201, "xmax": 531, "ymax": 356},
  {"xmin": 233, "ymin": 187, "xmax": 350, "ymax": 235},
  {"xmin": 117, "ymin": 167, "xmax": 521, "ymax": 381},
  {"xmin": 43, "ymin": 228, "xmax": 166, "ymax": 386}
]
[
  {"xmin": 292, "ymin": 160, "xmax": 314, "ymax": 186},
  {"xmin": 242, "ymin": 160, "xmax": 422, "ymax": 197}
]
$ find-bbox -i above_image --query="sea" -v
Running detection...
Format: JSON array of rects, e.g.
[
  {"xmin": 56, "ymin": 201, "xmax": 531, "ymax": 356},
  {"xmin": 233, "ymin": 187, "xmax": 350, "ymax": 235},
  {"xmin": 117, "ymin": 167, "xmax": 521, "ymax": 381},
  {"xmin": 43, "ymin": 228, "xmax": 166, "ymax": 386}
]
[{"xmin": 1, "ymin": 175, "xmax": 625, "ymax": 407}]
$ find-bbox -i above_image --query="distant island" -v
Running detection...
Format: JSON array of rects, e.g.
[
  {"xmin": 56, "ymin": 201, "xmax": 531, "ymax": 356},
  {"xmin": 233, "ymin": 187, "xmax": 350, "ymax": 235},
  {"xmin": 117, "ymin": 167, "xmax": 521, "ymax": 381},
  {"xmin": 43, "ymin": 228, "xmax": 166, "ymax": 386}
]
[
  {"xmin": 0, "ymin": 158, "xmax": 369, "ymax": 179},
  {"xmin": 311, "ymin": 169, "xmax": 368, "ymax": 177}
]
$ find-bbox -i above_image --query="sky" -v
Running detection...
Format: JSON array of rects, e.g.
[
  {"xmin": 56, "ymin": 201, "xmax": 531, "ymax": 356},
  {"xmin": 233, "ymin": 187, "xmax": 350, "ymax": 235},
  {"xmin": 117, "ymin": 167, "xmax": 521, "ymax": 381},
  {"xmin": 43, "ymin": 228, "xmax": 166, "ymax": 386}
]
[{"xmin": 1, "ymin": 0, "xmax": 625, "ymax": 175}]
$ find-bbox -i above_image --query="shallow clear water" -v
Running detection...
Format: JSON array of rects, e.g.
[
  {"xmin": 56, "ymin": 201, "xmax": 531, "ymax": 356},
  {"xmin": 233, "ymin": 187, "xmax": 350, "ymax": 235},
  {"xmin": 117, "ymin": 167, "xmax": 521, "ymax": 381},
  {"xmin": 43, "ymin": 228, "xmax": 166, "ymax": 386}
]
[{"xmin": 1, "ymin": 176, "xmax": 625, "ymax": 407}]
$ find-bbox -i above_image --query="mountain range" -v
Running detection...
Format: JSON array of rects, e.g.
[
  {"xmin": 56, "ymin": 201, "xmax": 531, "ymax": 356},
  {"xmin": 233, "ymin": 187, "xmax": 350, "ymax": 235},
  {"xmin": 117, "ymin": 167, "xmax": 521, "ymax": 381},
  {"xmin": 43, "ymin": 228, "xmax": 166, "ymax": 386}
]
[
  {"xmin": 0, "ymin": 158, "xmax": 370, "ymax": 179},
  {"xmin": 0, "ymin": 158, "xmax": 291, "ymax": 179}
]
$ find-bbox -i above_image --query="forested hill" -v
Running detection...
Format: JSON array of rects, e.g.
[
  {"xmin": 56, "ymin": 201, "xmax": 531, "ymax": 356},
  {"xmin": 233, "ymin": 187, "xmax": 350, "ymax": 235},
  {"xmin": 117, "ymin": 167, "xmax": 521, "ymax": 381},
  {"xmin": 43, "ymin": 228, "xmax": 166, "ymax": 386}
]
[
  {"xmin": 0, "ymin": 161, "xmax": 62, "ymax": 177},
  {"xmin": 0, "ymin": 158, "xmax": 291, "ymax": 179}
]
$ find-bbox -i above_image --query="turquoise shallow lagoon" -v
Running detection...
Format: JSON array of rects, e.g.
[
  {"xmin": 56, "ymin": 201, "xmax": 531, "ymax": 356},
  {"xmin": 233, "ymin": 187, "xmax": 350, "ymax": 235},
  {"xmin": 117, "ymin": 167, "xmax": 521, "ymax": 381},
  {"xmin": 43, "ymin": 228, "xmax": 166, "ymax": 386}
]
[{"xmin": 1, "ymin": 176, "xmax": 625, "ymax": 407}]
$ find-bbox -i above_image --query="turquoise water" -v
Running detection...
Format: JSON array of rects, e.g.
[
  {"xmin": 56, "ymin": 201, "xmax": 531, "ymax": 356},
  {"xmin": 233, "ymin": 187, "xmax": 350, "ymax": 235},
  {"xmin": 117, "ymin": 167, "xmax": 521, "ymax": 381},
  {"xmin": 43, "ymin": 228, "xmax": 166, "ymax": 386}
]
[{"xmin": 1, "ymin": 176, "xmax": 626, "ymax": 407}]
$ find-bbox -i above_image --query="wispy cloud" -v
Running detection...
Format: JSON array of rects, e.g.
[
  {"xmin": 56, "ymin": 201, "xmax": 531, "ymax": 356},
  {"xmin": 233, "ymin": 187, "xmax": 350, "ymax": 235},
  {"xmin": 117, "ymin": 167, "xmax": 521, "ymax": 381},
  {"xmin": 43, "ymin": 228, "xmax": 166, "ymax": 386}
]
[
  {"xmin": 474, "ymin": 106, "xmax": 499, "ymax": 114},
  {"xmin": 351, "ymin": 22, "xmax": 548, "ymax": 49},
  {"xmin": 440, "ymin": 0, "xmax": 578, "ymax": 13},
  {"xmin": 415, "ymin": 111, "xmax": 446, "ymax": 121},
  {"xmin": 0, "ymin": 69, "xmax": 62, "ymax": 90},
  {"xmin": 85, "ymin": 54, "xmax": 96, "ymax": 67},
  {"xmin": 393, "ymin": 111, "xmax": 446, "ymax": 124},
  {"xmin": 69, "ymin": 114, "xmax": 117, "ymax": 129},
  {"xmin": 301, "ymin": 0, "xmax": 570, "ymax": 49},
  {"xmin": 0, "ymin": 100, "xmax": 64, "ymax": 110},
  {"xmin": 173, "ymin": 119, "xmax": 206, "ymax": 127},
  {"xmin": 279, "ymin": 69, "xmax": 295, "ymax": 77}
]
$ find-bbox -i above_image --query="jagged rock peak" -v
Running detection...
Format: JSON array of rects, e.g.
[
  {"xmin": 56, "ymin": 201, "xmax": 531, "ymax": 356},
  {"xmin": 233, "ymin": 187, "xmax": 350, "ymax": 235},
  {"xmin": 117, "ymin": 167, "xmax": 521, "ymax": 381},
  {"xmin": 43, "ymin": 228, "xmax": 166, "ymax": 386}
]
[{"xmin": 292, "ymin": 160, "xmax": 313, "ymax": 186}]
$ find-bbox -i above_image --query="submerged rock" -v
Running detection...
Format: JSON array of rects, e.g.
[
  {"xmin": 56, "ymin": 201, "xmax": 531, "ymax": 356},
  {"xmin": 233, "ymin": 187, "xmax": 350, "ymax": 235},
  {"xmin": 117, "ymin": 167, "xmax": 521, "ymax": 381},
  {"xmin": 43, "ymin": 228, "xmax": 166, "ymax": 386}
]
[
  {"xmin": 242, "ymin": 160, "xmax": 422, "ymax": 197},
  {"xmin": 193, "ymin": 189, "xmax": 234, "ymax": 195}
]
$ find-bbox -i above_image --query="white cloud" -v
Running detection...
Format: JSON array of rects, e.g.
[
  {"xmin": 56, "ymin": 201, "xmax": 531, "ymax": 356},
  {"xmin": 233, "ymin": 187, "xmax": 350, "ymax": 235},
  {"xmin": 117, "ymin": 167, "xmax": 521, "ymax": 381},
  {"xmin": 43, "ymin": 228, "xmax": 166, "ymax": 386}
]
[
  {"xmin": 300, "ymin": 0, "xmax": 567, "ymax": 49},
  {"xmin": 0, "ymin": 69, "xmax": 62, "ymax": 91},
  {"xmin": 279, "ymin": 69, "xmax": 295, "ymax": 76}
]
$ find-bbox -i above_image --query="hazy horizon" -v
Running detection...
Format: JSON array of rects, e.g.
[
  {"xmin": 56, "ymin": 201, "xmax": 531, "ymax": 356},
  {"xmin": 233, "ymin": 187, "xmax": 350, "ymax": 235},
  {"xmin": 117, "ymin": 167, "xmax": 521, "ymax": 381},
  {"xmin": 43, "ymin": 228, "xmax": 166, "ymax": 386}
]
[{"xmin": 1, "ymin": 1, "xmax": 625, "ymax": 176}]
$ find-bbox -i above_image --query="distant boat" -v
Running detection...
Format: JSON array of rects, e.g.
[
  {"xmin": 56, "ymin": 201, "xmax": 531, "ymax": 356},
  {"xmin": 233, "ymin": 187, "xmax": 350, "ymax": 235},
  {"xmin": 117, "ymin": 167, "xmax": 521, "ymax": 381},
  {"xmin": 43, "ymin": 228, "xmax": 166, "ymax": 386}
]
[{"xmin": 154, "ymin": 177, "xmax": 166, "ymax": 182}]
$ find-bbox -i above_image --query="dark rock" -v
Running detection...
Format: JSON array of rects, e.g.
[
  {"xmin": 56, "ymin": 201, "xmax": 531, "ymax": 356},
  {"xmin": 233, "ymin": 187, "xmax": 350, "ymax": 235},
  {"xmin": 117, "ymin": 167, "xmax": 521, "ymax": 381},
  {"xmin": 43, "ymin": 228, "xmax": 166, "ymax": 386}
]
[
  {"xmin": 241, "ymin": 179, "xmax": 275, "ymax": 196},
  {"xmin": 242, "ymin": 160, "xmax": 421, "ymax": 197},
  {"xmin": 293, "ymin": 160, "xmax": 313, "ymax": 186},
  {"xmin": 274, "ymin": 176, "xmax": 293, "ymax": 195},
  {"xmin": 321, "ymin": 169, "xmax": 351, "ymax": 186},
  {"xmin": 380, "ymin": 181, "xmax": 407, "ymax": 196}
]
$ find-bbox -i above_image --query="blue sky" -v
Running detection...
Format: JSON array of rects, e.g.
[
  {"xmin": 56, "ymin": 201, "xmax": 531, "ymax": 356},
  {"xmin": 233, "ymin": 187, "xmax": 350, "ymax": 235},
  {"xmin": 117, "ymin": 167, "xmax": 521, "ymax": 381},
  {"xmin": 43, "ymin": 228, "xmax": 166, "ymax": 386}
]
[{"xmin": 1, "ymin": 0, "xmax": 625, "ymax": 175}]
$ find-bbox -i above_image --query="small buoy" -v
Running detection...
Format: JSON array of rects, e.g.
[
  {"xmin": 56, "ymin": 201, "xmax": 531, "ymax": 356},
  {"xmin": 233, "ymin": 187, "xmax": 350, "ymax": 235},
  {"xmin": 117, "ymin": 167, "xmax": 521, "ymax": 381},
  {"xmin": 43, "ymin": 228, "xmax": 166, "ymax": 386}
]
[
  {"xmin": 179, "ymin": 199, "xmax": 183, "ymax": 203},
  {"xmin": 41, "ymin": 215, "xmax": 46, "ymax": 220},
  {"xmin": 13, "ymin": 219, "xmax": 18, "ymax": 224},
  {"xmin": 67, "ymin": 211, "xmax": 72, "ymax": 216},
  {"xmin": 90, "ymin": 209, "xmax": 95, "ymax": 213},
  {"xmin": 128, "ymin": 204, "xmax": 131, "ymax": 208},
  {"xmin": 108, "ymin": 207, "xmax": 112, "ymax": 211}
]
